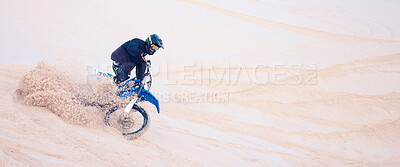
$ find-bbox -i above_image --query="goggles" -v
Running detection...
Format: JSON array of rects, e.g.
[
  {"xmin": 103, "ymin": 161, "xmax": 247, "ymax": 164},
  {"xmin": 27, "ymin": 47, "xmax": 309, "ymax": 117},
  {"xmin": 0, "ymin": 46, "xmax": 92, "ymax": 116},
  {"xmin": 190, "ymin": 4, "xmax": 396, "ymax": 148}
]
[{"xmin": 150, "ymin": 43, "xmax": 159, "ymax": 51}]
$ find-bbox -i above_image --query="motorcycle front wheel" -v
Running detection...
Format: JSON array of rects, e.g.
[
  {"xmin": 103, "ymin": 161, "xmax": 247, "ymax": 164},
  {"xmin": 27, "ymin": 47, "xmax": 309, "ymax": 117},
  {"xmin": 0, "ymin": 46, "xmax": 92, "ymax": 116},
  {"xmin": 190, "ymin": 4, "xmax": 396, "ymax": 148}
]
[{"xmin": 104, "ymin": 104, "xmax": 150, "ymax": 139}]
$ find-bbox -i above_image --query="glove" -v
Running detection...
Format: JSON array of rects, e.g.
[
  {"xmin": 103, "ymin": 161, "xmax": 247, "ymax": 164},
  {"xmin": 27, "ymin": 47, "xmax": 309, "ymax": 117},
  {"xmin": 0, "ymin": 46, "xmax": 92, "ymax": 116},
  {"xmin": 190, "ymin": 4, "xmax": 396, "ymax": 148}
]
[{"xmin": 140, "ymin": 53, "xmax": 147, "ymax": 62}]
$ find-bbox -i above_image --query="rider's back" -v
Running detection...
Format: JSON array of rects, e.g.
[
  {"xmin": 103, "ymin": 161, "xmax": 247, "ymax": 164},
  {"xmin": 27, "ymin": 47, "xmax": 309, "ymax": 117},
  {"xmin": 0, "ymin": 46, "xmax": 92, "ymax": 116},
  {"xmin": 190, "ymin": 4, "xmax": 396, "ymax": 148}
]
[{"xmin": 111, "ymin": 38, "xmax": 147, "ymax": 71}]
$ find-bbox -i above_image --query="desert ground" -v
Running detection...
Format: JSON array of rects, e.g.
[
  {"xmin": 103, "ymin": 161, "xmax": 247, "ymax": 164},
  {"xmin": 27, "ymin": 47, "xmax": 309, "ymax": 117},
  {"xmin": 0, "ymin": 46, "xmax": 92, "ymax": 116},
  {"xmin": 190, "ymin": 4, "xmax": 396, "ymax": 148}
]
[{"xmin": 1, "ymin": 0, "xmax": 400, "ymax": 166}]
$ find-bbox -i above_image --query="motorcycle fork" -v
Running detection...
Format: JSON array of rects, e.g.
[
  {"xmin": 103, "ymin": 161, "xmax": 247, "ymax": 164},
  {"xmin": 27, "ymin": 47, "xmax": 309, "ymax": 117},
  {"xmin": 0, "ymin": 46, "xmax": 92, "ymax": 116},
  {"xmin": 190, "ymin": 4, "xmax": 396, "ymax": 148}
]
[{"xmin": 123, "ymin": 76, "xmax": 147, "ymax": 115}]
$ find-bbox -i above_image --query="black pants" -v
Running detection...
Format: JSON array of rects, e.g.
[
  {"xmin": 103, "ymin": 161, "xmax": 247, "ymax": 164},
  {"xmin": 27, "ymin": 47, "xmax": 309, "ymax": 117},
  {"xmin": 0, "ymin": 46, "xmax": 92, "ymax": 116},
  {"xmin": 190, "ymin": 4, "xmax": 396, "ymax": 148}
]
[{"xmin": 112, "ymin": 61, "xmax": 146, "ymax": 84}]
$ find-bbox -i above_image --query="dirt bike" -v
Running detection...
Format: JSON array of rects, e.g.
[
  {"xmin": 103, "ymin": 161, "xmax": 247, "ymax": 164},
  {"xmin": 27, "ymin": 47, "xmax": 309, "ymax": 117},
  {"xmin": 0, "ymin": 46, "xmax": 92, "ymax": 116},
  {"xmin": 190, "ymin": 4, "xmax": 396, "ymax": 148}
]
[{"xmin": 98, "ymin": 60, "xmax": 160, "ymax": 139}]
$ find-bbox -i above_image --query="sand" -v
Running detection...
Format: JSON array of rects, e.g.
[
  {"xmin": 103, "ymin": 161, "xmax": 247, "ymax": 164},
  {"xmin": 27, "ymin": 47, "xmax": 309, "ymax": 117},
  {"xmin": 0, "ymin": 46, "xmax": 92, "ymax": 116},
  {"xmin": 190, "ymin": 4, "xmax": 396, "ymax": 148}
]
[{"xmin": 1, "ymin": 0, "xmax": 400, "ymax": 166}]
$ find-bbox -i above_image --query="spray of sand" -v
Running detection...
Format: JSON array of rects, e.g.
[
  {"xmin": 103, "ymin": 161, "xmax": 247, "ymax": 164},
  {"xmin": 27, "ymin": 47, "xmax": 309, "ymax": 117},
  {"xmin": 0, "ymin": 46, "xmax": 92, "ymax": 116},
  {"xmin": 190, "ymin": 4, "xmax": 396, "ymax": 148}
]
[{"xmin": 14, "ymin": 62, "xmax": 130, "ymax": 127}]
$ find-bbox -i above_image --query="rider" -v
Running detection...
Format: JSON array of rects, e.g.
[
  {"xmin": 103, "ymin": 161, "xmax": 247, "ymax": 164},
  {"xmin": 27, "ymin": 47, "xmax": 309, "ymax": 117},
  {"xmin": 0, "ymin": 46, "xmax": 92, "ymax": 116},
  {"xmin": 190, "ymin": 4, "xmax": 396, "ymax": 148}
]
[{"xmin": 111, "ymin": 34, "xmax": 164, "ymax": 84}]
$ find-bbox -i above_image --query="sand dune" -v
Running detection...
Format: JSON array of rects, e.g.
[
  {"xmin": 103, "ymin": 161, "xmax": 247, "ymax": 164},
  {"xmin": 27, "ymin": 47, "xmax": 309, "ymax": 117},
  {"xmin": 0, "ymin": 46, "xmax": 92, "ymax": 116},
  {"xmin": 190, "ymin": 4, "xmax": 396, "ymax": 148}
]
[{"xmin": 1, "ymin": 0, "xmax": 400, "ymax": 166}]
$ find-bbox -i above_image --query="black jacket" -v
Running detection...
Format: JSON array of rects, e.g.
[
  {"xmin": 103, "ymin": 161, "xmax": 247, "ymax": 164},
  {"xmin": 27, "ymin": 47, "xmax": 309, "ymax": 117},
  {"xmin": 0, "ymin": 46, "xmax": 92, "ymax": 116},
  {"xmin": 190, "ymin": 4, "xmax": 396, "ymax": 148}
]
[{"xmin": 111, "ymin": 38, "xmax": 148, "ymax": 72}]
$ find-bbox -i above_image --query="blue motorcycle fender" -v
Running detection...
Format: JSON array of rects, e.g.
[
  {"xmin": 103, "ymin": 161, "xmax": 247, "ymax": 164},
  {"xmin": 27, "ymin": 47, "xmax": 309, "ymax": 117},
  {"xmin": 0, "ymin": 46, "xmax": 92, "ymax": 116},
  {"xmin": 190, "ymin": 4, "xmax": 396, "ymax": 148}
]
[
  {"xmin": 119, "ymin": 88, "xmax": 160, "ymax": 114},
  {"xmin": 140, "ymin": 89, "xmax": 160, "ymax": 114}
]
